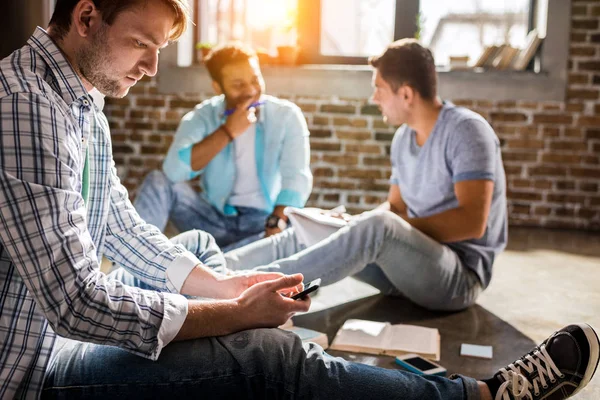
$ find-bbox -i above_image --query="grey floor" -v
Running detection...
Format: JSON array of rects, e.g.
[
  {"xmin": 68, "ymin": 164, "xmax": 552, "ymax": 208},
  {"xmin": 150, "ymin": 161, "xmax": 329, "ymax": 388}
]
[
  {"xmin": 100, "ymin": 226, "xmax": 600, "ymax": 398},
  {"xmin": 293, "ymin": 227, "xmax": 600, "ymax": 399}
]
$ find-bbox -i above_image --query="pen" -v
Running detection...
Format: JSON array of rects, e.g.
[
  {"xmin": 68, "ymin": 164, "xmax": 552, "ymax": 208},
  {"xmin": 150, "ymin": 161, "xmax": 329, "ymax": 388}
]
[{"xmin": 223, "ymin": 101, "xmax": 264, "ymax": 117}]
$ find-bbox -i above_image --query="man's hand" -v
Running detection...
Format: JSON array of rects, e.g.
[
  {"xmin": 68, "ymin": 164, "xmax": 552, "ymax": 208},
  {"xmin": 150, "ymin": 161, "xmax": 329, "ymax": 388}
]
[
  {"xmin": 218, "ymin": 271, "xmax": 303, "ymax": 299},
  {"xmin": 235, "ymin": 274, "xmax": 311, "ymax": 328},
  {"xmin": 265, "ymin": 226, "xmax": 282, "ymax": 238},
  {"xmin": 224, "ymin": 97, "xmax": 257, "ymax": 138}
]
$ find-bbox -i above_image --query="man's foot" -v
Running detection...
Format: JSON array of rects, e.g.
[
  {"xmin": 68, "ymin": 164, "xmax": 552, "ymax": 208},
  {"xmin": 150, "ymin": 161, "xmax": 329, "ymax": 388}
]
[{"xmin": 488, "ymin": 324, "xmax": 599, "ymax": 400}]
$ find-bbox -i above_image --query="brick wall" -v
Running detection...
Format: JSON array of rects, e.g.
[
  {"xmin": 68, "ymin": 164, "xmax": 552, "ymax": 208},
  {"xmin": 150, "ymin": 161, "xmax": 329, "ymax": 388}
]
[{"xmin": 105, "ymin": 1, "xmax": 600, "ymax": 231}]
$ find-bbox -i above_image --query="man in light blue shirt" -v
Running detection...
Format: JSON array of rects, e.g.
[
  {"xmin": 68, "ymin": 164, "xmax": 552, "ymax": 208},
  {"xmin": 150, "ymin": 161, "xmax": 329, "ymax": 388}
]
[
  {"xmin": 135, "ymin": 43, "xmax": 312, "ymax": 249},
  {"xmin": 224, "ymin": 39, "xmax": 509, "ymax": 312}
]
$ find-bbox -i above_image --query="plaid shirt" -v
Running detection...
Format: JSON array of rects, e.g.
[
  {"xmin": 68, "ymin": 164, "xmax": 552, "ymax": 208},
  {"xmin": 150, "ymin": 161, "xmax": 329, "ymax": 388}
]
[{"xmin": 0, "ymin": 28, "xmax": 200, "ymax": 399}]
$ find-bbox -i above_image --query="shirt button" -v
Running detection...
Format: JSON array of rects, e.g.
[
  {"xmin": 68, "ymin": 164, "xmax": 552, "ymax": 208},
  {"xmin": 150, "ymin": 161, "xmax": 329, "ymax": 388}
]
[{"xmin": 82, "ymin": 99, "xmax": 90, "ymax": 106}]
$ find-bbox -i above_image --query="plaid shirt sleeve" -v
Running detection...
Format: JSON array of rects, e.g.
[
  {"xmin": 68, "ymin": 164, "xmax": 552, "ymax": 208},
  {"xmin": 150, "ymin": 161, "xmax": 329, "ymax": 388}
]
[{"xmin": 0, "ymin": 93, "xmax": 180, "ymax": 360}]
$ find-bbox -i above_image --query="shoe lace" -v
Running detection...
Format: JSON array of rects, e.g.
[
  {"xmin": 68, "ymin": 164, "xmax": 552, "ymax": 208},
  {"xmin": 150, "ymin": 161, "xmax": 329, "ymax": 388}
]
[{"xmin": 495, "ymin": 343, "xmax": 565, "ymax": 400}]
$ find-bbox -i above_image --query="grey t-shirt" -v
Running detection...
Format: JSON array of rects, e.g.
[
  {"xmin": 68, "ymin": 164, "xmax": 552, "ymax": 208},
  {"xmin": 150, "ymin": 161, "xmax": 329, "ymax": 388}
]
[{"xmin": 390, "ymin": 101, "xmax": 507, "ymax": 288}]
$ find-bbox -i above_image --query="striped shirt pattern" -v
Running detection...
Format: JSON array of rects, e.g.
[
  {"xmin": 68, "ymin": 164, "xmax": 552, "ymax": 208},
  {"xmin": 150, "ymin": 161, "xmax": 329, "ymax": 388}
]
[{"xmin": 0, "ymin": 28, "xmax": 197, "ymax": 399}]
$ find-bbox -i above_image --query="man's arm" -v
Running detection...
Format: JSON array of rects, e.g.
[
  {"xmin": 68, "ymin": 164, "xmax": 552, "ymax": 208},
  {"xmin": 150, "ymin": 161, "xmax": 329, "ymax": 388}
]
[
  {"xmin": 190, "ymin": 97, "xmax": 257, "ymax": 171},
  {"xmin": 405, "ymin": 180, "xmax": 494, "ymax": 243},
  {"xmin": 376, "ymin": 184, "xmax": 409, "ymax": 218},
  {"xmin": 265, "ymin": 105, "xmax": 312, "ymax": 237}
]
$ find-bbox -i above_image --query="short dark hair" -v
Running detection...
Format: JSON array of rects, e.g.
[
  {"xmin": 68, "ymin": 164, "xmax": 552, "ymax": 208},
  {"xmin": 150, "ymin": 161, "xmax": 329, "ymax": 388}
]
[
  {"xmin": 49, "ymin": 0, "xmax": 189, "ymax": 42},
  {"xmin": 203, "ymin": 42, "xmax": 258, "ymax": 85},
  {"xmin": 368, "ymin": 39, "xmax": 437, "ymax": 101}
]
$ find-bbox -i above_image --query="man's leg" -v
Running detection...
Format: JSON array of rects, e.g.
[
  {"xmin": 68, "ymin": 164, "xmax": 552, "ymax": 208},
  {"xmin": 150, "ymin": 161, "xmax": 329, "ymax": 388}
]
[
  {"xmin": 42, "ymin": 327, "xmax": 479, "ymax": 400},
  {"xmin": 133, "ymin": 170, "xmax": 179, "ymax": 231},
  {"xmin": 227, "ymin": 210, "xmax": 481, "ymax": 311}
]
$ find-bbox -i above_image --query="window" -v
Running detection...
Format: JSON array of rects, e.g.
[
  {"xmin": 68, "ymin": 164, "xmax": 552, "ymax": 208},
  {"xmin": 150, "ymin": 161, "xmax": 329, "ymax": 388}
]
[{"xmin": 185, "ymin": 0, "xmax": 543, "ymax": 67}]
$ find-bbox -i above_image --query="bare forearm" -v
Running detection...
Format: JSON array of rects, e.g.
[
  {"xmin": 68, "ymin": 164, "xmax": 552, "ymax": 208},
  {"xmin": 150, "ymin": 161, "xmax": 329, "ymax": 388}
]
[
  {"xmin": 407, "ymin": 207, "xmax": 486, "ymax": 243},
  {"xmin": 190, "ymin": 127, "xmax": 230, "ymax": 171},
  {"xmin": 174, "ymin": 299, "xmax": 244, "ymax": 341},
  {"xmin": 378, "ymin": 201, "xmax": 408, "ymax": 219}
]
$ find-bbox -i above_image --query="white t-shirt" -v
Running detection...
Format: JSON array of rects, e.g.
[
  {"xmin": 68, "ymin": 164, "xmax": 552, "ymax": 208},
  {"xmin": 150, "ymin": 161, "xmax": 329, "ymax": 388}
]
[{"xmin": 228, "ymin": 124, "xmax": 268, "ymax": 210}]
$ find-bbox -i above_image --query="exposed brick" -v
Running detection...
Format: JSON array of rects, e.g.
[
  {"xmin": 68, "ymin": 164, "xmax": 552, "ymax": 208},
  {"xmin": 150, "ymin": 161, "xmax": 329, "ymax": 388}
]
[
  {"xmin": 298, "ymin": 103, "xmax": 317, "ymax": 112},
  {"xmin": 567, "ymin": 89, "xmax": 599, "ymax": 100},
  {"xmin": 375, "ymin": 132, "xmax": 395, "ymax": 142},
  {"xmin": 345, "ymin": 144, "xmax": 382, "ymax": 153},
  {"xmin": 542, "ymin": 127, "xmax": 560, "ymax": 137},
  {"xmin": 169, "ymin": 99, "xmax": 199, "ymax": 109},
  {"xmin": 571, "ymin": 167, "xmax": 600, "ymax": 178},
  {"xmin": 593, "ymin": 75, "xmax": 600, "ymax": 85},
  {"xmin": 335, "ymin": 130, "xmax": 372, "ymax": 141},
  {"xmin": 323, "ymin": 194, "xmax": 340, "ymax": 202},
  {"xmin": 317, "ymin": 181, "xmax": 357, "ymax": 190},
  {"xmin": 502, "ymin": 152, "xmax": 538, "ymax": 162},
  {"xmin": 312, "ymin": 116, "xmax": 330, "ymax": 126},
  {"xmin": 571, "ymin": 32, "xmax": 587, "ymax": 43},
  {"xmin": 136, "ymin": 98, "xmax": 166, "ymax": 107},
  {"xmin": 578, "ymin": 61, "xmax": 600, "ymax": 72},
  {"xmin": 564, "ymin": 128, "xmax": 583, "ymax": 138},
  {"xmin": 556, "ymin": 180, "xmax": 576, "ymax": 190},
  {"xmin": 534, "ymin": 206, "xmax": 552, "ymax": 216},
  {"xmin": 373, "ymin": 120, "xmax": 393, "ymax": 129},
  {"xmin": 332, "ymin": 117, "xmax": 368, "ymax": 128},
  {"xmin": 578, "ymin": 116, "xmax": 600, "ymax": 126},
  {"xmin": 568, "ymin": 73, "xmax": 589, "ymax": 85},
  {"xmin": 586, "ymin": 129, "xmax": 600, "ymax": 140},
  {"xmin": 517, "ymin": 101, "xmax": 538, "ymax": 110},
  {"xmin": 363, "ymin": 156, "xmax": 391, "ymax": 166},
  {"xmin": 570, "ymin": 46, "xmax": 596, "ymax": 57},
  {"xmin": 573, "ymin": 19, "xmax": 599, "ymax": 30},
  {"xmin": 532, "ymin": 114, "xmax": 573, "ymax": 124},
  {"xmin": 112, "ymin": 145, "xmax": 135, "ymax": 154},
  {"xmin": 364, "ymin": 195, "xmax": 387, "ymax": 205},
  {"xmin": 339, "ymin": 169, "xmax": 384, "ymax": 179},
  {"xmin": 593, "ymin": 5, "xmax": 600, "ymax": 16},
  {"xmin": 157, "ymin": 122, "xmax": 178, "ymax": 131},
  {"xmin": 565, "ymin": 103, "xmax": 585, "ymax": 112},
  {"xmin": 360, "ymin": 104, "xmax": 381, "ymax": 115},
  {"xmin": 125, "ymin": 121, "xmax": 153, "ymax": 130},
  {"xmin": 311, "ymin": 129, "xmax": 333, "ymax": 138},
  {"xmin": 592, "ymin": 33, "xmax": 600, "ymax": 44},
  {"xmin": 490, "ymin": 112, "xmax": 528, "ymax": 122},
  {"xmin": 508, "ymin": 190, "xmax": 543, "ymax": 201},
  {"xmin": 312, "ymin": 168, "xmax": 335, "ymax": 177},
  {"xmin": 572, "ymin": 5, "xmax": 588, "ymax": 16},
  {"xmin": 347, "ymin": 195, "xmax": 361, "ymax": 204},
  {"xmin": 105, "ymin": 97, "xmax": 131, "ymax": 106},
  {"xmin": 357, "ymin": 181, "xmax": 389, "ymax": 192},
  {"xmin": 511, "ymin": 204, "xmax": 531, "ymax": 214},
  {"xmin": 528, "ymin": 165, "xmax": 568, "ymax": 177},
  {"xmin": 506, "ymin": 139, "xmax": 545, "ymax": 149},
  {"xmin": 322, "ymin": 155, "xmax": 359, "ymax": 165},
  {"xmin": 581, "ymin": 183, "xmax": 599, "ymax": 192},
  {"xmin": 452, "ymin": 100, "xmax": 473, "ymax": 107},
  {"xmin": 320, "ymin": 104, "xmax": 356, "ymax": 114},
  {"xmin": 309, "ymin": 141, "xmax": 342, "ymax": 152},
  {"xmin": 549, "ymin": 140, "xmax": 587, "ymax": 151}
]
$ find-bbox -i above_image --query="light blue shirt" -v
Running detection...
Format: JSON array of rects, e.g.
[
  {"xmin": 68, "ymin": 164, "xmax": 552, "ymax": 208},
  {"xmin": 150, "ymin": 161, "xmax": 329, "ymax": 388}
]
[
  {"xmin": 390, "ymin": 102, "xmax": 508, "ymax": 288},
  {"xmin": 163, "ymin": 95, "xmax": 313, "ymax": 216}
]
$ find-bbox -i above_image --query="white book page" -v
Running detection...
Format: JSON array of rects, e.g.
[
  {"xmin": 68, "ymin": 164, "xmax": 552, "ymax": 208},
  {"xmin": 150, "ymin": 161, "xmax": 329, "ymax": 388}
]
[
  {"xmin": 284, "ymin": 207, "xmax": 348, "ymax": 247},
  {"xmin": 331, "ymin": 319, "xmax": 390, "ymax": 349},
  {"xmin": 385, "ymin": 324, "xmax": 439, "ymax": 356}
]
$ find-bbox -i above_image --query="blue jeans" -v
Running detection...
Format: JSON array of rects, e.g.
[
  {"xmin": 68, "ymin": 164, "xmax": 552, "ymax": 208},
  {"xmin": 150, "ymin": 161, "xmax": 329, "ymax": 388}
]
[
  {"xmin": 133, "ymin": 170, "xmax": 269, "ymax": 250},
  {"xmin": 225, "ymin": 210, "xmax": 483, "ymax": 311},
  {"xmin": 42, "ymin": 231, "xmax": 480, "ymax": 399}
]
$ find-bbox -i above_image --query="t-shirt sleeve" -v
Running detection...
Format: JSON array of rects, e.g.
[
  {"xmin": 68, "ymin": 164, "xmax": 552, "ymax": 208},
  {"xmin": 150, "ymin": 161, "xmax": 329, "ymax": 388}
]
[{"xmin": 448, "ymin": 119, "xmax": 499, "ymax": 183}]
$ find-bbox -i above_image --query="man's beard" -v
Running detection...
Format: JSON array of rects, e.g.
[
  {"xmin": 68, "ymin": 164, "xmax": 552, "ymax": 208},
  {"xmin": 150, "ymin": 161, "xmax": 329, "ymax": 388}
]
[{"xmin": 75, "ymin": 26, "xmax": 124, "ymax": 98}]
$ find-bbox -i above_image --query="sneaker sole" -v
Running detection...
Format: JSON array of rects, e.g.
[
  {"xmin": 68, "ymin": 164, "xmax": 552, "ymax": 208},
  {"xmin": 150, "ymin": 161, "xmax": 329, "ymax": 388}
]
[{"xmin": 572, "ymin": 323, "xmax": 600, "ymax": 396}]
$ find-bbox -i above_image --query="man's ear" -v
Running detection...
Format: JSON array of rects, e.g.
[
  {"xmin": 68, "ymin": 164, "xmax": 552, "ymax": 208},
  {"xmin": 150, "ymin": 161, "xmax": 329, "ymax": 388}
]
[
  {"xmin": 72, "ymin": 0, "xmax": 101, "ymax": 38},
  {"xmin": 212, "ymin": 80, "xmax": 223, "ymax": 95},
  {"xmin": 402, "ymin": 85, "xmax": 416, "ymax": 105}
]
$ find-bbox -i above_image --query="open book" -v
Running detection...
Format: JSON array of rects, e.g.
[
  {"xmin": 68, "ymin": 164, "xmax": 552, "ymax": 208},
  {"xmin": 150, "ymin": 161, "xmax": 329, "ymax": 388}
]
[
  {"xmin": 284, "ymin": 206, "xmax": 348, "ymax": 248},
  {"xmin": 330, "ymin": 319, "xmax": 441, "ymax": 361}
]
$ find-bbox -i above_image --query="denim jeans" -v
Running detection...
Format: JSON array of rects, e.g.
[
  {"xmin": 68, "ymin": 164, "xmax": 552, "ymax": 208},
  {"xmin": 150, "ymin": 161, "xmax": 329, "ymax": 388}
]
[
  {"xmin": 42, "ymin": 231, "xmax": 481, "ymax": 400},
  {"xmin": 225, "ymin": 210, "xmax": 483, "ymax": 311},
  {"xmin": 133, "ymin": 170, "xmax": 269, "ymax": 250}
]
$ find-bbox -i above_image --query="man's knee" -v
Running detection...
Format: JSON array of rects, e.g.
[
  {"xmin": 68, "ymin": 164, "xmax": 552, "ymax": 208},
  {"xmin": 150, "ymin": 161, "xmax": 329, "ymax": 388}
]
[
  {"xmin": 353, "ymin": 210, "xmax": 407, "ymax": 234},
  {"xmin": 143, "ymin": 170, "xmax": 170, "ymax": 188}
]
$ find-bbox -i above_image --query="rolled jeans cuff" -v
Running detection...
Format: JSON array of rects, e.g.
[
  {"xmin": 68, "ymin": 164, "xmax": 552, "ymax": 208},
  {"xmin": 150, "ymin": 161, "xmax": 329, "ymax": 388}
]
[{"xmin": 449, "ymin": 374, "xmax": 481, "ymax": 400}]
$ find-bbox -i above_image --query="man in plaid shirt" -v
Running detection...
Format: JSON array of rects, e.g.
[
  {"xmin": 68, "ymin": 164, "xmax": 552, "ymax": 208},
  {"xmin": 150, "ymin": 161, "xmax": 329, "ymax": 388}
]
[{"xmin": 0, "ymin": 0, "xmax": 597, "ymax": 399}]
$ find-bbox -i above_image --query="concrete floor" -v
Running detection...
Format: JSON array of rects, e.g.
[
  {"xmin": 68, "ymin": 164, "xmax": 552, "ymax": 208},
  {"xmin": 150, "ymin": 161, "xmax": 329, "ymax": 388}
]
[
  {"xmin": 294, "ymin": 227, "xmax": 600, "ymax": 399},
  {"xmin": 100, "ymin": 226, "xmax": 600, "ymax": 397}
]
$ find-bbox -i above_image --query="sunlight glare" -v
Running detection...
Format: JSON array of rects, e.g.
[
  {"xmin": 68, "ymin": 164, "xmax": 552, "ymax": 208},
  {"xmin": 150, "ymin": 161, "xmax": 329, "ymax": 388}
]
[{"xmin": 247, "ymin": 0, "xmax": 297, "ymax": 30}]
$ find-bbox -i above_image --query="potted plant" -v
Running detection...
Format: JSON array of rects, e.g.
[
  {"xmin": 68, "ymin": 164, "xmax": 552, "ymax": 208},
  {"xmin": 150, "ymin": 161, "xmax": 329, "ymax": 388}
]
[{"xmin": 195, "ymin": 42, "xmax": 214, "ymax": 64}]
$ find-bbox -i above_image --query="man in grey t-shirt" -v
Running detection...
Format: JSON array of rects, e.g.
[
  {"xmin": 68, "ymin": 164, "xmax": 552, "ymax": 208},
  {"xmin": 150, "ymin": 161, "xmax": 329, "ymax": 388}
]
[{"xmin": 187, "ymin": 39, "xmax": 508, "ymax": 311}]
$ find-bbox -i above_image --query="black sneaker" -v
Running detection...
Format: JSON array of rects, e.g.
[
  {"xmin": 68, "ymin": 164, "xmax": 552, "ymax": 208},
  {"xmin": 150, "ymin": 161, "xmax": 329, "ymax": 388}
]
[{"xmin": 493, "ymin": 323, "xmax": 599, "ymax": 400}]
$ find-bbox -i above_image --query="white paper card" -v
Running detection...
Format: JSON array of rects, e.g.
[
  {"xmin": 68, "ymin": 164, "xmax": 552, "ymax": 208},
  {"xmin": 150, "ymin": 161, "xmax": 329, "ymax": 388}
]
[{"xmin": 460, "ymin": 344, "xmax": 493, "ymax": 359}]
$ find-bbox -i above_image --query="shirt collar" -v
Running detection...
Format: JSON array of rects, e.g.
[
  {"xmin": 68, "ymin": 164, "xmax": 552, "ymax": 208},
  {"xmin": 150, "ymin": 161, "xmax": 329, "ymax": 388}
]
[{"xmin": 27, "ymin": 27, "xmax": 90, "ymax": 106}]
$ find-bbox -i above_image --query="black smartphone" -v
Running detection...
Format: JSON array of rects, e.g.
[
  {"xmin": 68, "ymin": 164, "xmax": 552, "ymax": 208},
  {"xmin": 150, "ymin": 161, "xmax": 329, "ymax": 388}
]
[{"xmin": 290, "ymin": 278, "xmax": 321, "ymax": 300}]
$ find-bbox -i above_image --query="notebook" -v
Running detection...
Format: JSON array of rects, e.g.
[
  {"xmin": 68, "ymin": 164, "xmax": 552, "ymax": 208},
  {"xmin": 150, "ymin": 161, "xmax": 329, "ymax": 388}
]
[
  {"xmin": 329, "ymin": 319, "xmax": 440, "ymax": 361},
  {"xmin": 284, "ymin": 206, "xmax": 348, "ymax": 248}
]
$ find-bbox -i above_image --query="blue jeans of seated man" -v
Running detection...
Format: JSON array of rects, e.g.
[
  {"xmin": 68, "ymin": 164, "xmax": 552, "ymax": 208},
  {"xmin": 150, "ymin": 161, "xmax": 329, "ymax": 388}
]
[
  {"xmin": 42, "ymin": 231, "xmax": 481, "ymax": 400},
  {"xmin": 224, "ymin": 210, "xmax": 483, "ymax": 312},
  {"xmin": 133, "ymin": 170, "xmax": 269, "ymax": 250}
]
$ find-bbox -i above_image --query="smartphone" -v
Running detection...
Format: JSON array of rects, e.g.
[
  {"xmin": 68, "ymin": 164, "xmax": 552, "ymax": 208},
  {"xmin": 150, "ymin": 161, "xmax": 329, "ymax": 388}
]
[
  {"xmin": 290, "ymin": 278, "xmax": 321, "ymax": 300},
  {"xmin": 394, "ymin": 354, "xmax": 447, "ymax": 376}
]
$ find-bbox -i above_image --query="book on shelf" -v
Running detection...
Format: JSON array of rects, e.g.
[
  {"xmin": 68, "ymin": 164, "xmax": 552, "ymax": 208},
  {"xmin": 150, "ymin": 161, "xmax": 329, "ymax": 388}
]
[
  {"xmin": 329, "ymin": 319, "xmax": 441, "ymax": 361},
  {"xmin": 512, "ymin": 29, "xmax": 544, "ymax": 71}
]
